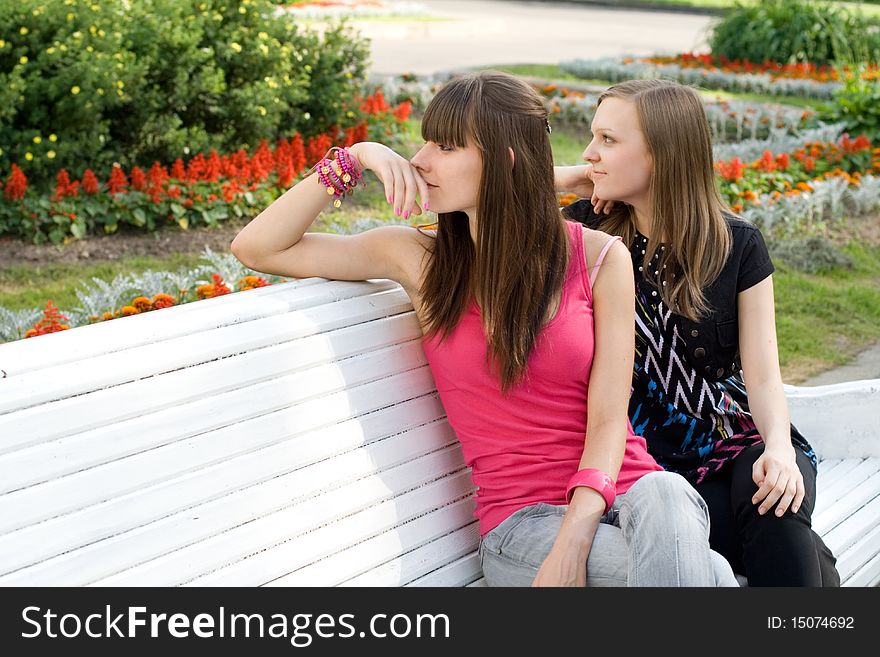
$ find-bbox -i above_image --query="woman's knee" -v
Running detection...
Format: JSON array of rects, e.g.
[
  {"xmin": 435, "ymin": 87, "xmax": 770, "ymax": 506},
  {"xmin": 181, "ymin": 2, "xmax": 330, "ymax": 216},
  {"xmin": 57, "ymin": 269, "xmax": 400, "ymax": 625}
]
[{"xmin": 621, "ymin": 471, "xmax": 707, "ymax": 519}]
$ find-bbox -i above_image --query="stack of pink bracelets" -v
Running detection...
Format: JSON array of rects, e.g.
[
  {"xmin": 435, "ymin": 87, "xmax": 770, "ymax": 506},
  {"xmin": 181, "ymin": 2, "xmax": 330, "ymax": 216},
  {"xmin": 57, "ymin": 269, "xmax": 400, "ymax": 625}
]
[{"xmin": 311, "ymin": 146, "xmax": 364, "ymax": 208}]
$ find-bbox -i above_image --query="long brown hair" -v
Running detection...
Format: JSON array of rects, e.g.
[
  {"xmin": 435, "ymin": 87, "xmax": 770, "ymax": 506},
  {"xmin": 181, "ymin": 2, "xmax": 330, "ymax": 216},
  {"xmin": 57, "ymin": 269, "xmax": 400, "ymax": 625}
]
[
  {"xmin": 593, "ymin": 79, "xmax": 731, "ymax": 320},
  {"xmin": 418, "ymin": 71, "xmax": 569, "ymax": 393}
]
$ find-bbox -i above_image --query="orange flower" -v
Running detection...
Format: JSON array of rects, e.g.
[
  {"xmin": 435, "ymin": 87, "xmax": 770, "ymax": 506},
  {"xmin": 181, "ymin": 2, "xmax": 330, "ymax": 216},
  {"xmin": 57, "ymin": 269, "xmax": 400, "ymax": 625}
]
[
  {"xmin": 131, "ymin": 296, "xmax": 153, "ymax": 312},
  {"xmin": 152, "ymin": 293, "xmax": 177, "ymax": 309},
  {"xmin": 120, "ymin": 306, "xmax": 139, "ymax": 316}
]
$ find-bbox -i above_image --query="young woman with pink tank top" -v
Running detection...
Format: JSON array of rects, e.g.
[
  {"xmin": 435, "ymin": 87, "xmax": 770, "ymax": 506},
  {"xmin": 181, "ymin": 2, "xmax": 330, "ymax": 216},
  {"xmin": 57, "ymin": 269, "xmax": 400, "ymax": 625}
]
[{"xmin": 230, "ymin": 71, "xmax": 737, "ymax": 587}]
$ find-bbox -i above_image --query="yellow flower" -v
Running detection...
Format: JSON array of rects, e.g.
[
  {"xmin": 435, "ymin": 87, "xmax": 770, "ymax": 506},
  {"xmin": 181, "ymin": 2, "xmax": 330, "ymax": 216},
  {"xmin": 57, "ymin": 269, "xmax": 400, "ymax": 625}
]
[
  {"xmin": 258, "ymin": 32, "xmax": 268, "ymax": 39},
  {"xmin": 97, "ymin": 88, "xmax": 105, "ymax": 95},
  {"xmin": 239, "ymin": 6, "xmax": 247, "ymax": 13},
  {"xmin": 33, "ymin": 136, "xmax": 41, "ymax": 144},
  {"xmin": 49, "ymin": 134, "xmax": 57, "ymax": 142},
  {"xmin": 47, "ymin": 150, "xmax": 56, "ymax": 159},
  {"xmin": 98, "ymin": 29, "xmax": 105, "ymax": 37},
  {"xmin": 0, "ymin": 40, "xmax": 5, "ymax": 48},
  {"xmin": 25, "ymin": 152, "xmax": 33, "ymax": 161},
  {"xmin": 20, "ymin": 27, "xmax": 28, "ymax": 35},
  {"xmin": 67, "ymin": 13, "xmax": 74, "ymax": 21},
  {"xmin": 231, "ymin": 42, "xmax": 242, "ymax": 53},
  {"xmin": 116, "ymin": 80, "xmax": 124, "ymax": 89},
  {"xmin": 86, "ymin": 46, "xmax": 93, "ymax": 52},
  {"xmin": 47, "ymin": 47, "xmax": 55, "ymax": 54},
  {"xmin": 258, "ymin": 106, "xmax": 267, "ymax": 116},
  {"xmin": 19, "ymin": 56, "xmax": 28, "ymax": 64},
  {"xmin": 71, "ymin": 86, "xmax": 81, "ymax": 94},
  {"xmin": 259, "ymin": 44, "xmax": 269, "ymax": 56}
]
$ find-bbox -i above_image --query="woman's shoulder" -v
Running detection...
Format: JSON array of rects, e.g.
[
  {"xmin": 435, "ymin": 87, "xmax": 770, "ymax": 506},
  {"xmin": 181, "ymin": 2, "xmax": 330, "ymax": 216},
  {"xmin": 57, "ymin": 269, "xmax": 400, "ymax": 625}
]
[
  {"xmin": 577, "ymin": 224, "xmax": 628, "ymax": 273},
  {"xmin": 722, "ymin": 211, "xmax": 765, "ymax": 244}
]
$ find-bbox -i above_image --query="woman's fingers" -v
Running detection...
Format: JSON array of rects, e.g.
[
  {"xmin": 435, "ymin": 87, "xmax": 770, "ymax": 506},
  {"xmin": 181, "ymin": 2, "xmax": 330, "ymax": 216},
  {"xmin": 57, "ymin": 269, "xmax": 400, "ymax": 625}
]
[{"xmin": 774, "ymin": 477, "xmax": 799, "ymax": 516}]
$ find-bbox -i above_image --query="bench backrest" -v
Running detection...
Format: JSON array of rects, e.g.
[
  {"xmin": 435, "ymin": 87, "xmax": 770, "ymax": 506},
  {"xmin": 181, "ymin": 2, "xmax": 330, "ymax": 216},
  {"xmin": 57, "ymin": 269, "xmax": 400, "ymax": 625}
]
[{"xmin": 0, "ymin": 279, "xmax": 877, "ymax": 586}]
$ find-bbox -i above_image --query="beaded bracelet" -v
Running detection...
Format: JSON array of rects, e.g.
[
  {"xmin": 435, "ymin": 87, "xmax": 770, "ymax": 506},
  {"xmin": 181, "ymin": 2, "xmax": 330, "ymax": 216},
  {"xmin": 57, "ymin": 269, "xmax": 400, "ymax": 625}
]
[{"xmin": 310, "ymin": 147, "xmax": 364, "ymax": 208}]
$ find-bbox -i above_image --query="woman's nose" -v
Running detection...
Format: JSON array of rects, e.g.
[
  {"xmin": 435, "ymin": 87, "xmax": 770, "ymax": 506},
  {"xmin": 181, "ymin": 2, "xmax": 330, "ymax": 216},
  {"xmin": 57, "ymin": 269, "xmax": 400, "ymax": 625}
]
[
  {"xmin": 411, "ymin": 145, "xmax": 429, "ymax": 171},
  {"xmin": 582, "ymin": 140, "xmax": 598, "ymax": 163}
]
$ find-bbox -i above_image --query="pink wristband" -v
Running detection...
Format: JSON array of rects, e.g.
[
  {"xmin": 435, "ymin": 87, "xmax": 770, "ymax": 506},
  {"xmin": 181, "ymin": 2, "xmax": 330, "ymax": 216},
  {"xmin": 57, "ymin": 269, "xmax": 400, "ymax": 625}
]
[{"xmin": 565, "ymin": 468, "xmax": 616, "ymax": 514}]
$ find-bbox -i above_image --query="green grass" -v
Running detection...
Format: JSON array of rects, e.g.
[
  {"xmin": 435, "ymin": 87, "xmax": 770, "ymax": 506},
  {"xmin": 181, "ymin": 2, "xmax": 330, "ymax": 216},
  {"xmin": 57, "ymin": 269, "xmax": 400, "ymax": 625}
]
[
  {"xmin": 0, "ymin": 255, "xmax": 209, "ymax": 314},
  {"xmin": 775, "ymin": 242, "xmax": 880, "ymax": 381}
]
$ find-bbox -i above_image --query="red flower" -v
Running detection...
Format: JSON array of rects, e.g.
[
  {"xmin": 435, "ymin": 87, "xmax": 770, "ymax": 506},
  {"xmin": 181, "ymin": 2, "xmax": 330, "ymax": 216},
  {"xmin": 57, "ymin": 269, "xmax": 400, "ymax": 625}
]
[
  {"xmin": 289, "ymin": 133, "xmax": 306, "ymax": 174},
  {"xmin": 148, "ymin": 162, "xmax": 169, "ymax": 186},
  {"xmin": 805, "ymin": 157, "xmax": 815, "ymax": 172},
  {"xmin": 107, "ymin": 164, "xmax": 129, "ymax": 195},
  {"xmin": 24, "ymin": 300, "xmax": 70, "ymax": 338},
  {"xmin": 170, "ymin": 158, "xmax": 186, "ymax": 181},
  {"xmin": 306, "ymin": 134, "xmax": 333, "ymax": 165},
  {"xmin": 82, "ymin": 169, "xmax": 101, "ymax": 194},
  {"xmin": 54, "ymin": 169, "xmax": 74, "ymax": 201},
  {"xmin": 187, "ymin": 153, "xmax": 207, "ymax": 182},
  {"xmin": 393, "ymin": 100, "xmax": 412, "ymax": 123},
  {"xmin": 775, "ymin": 153, "xmax": 790, "ymax": 170},
  {"xmin": 130, "ymin": 166, "xmax": 147, "ymax": 191},
  {"xmin": 4, "ymin": 164, "xmax": 28, "ymax": 200},
  {"xmin": 206, "ymin": 149, "xmax": 222, "ymax": 182}
]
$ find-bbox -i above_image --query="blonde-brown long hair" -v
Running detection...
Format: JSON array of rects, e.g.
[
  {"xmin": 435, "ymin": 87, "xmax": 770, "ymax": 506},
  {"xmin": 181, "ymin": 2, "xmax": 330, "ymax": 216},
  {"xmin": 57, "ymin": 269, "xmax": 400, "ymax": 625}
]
[
  {"xmin": 418, "ymin": 71, "xmax": 569, "ymax": 393},
  {"xmin": 593, "ymin": 79, "xmax": 731, "ymax": 320}
]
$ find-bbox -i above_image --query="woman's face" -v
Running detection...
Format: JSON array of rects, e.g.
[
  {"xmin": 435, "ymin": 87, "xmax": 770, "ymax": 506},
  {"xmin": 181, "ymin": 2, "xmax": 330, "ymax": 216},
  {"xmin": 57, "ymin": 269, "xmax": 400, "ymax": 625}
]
[
  {"xmin": 411, "ymin": 138, "xmax": 483, "ymax": 217},
  {"xmin": 582, "ymin": 97, "xmax": 653, "ymax": 208}
]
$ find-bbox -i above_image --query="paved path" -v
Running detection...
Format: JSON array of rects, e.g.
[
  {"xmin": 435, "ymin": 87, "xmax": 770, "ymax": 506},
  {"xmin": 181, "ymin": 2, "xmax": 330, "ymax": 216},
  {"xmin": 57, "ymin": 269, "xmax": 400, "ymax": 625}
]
[
  {"xmin": 358, "ymin": 0, "xmax": 714, "ymax": 75},
  {"xmin": 801, "ymin": 343, "xmax": 880, "ymax": 386}
]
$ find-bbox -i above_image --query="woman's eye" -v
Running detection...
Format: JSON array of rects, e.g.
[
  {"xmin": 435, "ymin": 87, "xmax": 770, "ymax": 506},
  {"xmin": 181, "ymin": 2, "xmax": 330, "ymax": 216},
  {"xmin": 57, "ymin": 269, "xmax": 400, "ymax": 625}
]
[
  {"xmin": 438, "ymin": 144, "xmax": 453, "ymax": 152},
  {"xmin": 603, "ymin": 136, "xmax": 614, "ymax": 144}
]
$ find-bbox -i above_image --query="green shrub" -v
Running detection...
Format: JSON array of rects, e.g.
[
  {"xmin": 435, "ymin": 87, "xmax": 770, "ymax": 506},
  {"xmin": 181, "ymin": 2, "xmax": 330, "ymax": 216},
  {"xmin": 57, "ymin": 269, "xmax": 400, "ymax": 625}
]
[
  {"xmin": 0, "ymin": 0, "xmax": 370, "ymax": 187},
  {"xmin": 769, "ymin": 236, "xmax": 853, "ymax": 274},
  {"xmin": 821, "ymin": 65, "xmax": 880, "ymax": 142},
  {"xmin": 709, "ymin": 0, "xmax": 880, "ymax": 66}
]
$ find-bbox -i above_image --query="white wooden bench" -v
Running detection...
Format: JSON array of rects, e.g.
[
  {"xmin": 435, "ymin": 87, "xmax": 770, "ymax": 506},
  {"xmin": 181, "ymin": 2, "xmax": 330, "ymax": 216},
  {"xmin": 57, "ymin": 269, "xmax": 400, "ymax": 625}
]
[{"xmin": 0, "ymin": 278, "xmax": 877, "ymax": 587}]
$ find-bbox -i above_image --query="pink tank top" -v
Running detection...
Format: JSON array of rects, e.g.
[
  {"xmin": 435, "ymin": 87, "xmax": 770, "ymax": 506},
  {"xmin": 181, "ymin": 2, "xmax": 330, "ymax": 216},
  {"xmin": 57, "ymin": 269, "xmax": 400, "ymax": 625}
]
[{"xmin": 422, "ymin": 220, "xmax": 662, "ymax": 535}]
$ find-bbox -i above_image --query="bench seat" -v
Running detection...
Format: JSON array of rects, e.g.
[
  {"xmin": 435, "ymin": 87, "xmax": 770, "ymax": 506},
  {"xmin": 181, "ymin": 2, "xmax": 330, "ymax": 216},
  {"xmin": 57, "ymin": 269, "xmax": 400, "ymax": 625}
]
[{"xmin": 0, "ymin": 279, "xmax": 877, "ymax": 586}]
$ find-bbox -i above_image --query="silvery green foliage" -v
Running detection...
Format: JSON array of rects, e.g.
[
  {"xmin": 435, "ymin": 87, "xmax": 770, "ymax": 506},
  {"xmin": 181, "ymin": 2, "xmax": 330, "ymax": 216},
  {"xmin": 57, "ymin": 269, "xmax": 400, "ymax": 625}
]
[
  {"xmin": 322, "ymin": 216, "xmax": 409, "ymax": 236},
  {"xmin": 73, "ymin": 273, "xmax": 142, "ymax": 318},
  {"xmin": 559, "ymin": 58, "xmax": 841, "ymax": 99},
  {"xmin": 703, "ymin": 101, "xmax": 811, "ymax": 142},
  {"xmin": 0, "ymin": 307, "xmax": 43, "ymax": 342},
  {"xmin": 713, "ymin": 124, "xmax": 845, "ymax": 162},
  {"xmin": 194, "ymin": 246, "xmax": 288, "ymax": 287},
  {"xmin": 741, "ymin": 175, "xmax": 880, "ymax": 234},
  {"xmin": 848, "ymin": 175, "xmax": 880, "ymax": 215}
]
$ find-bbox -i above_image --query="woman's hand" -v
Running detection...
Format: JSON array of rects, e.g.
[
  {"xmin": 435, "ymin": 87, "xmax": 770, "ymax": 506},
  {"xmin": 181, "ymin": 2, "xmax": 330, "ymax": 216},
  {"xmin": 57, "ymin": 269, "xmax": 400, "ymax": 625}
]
[
  {"xmin": 555, "ymin": 164, "xmax": 614, "ymax": 214},
  {"xmin": 348, "ymin": 142, "xmax": 429, "ymax": 219},
  {"xmin": 533, "ymin": 538, "xmax": 588, "ymax": 587},
  {"xmin": 751, "ymin": 443, "xmax": 806, "ymax": 516}
]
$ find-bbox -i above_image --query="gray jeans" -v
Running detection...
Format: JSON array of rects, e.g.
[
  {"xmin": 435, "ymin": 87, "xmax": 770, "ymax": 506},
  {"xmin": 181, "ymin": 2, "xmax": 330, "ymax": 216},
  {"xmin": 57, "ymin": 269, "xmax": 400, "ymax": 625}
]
[{"xmin": 479, "ymin": 470, "xmax": 738, "ymax": 587}]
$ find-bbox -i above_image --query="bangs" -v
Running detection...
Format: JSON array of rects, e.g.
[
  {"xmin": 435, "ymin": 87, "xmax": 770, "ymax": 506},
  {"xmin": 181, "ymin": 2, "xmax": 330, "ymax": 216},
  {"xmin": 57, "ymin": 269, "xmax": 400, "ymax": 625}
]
[{"xmin": 421, "ymin": 76, "xmax": 478, "ymax": 148}]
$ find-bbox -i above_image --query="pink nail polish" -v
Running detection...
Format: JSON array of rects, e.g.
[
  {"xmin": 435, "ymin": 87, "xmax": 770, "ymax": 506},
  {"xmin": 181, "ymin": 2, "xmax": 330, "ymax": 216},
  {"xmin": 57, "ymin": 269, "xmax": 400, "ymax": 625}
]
[{"xmin": 403, "ymin": 210, "xmax": 410, "ymax": 219}]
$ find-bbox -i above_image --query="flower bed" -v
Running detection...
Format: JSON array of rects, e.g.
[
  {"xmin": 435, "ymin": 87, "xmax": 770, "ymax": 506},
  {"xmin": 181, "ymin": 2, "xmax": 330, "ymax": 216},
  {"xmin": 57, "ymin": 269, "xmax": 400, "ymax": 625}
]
[
  {"xmin": 0, "ymin": 91, "xmax": 412, "ymax": 245},
  {"xmin": 560, "ymin": 56, "xmax": 844, "ymax": 99}
]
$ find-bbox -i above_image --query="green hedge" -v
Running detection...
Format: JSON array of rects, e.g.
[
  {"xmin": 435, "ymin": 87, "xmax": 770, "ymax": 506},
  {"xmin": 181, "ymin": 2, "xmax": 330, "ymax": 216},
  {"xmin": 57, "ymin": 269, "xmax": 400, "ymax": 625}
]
[
  {"xmin": 709, "ymin": 0, "xmax": 880, "ymax": 65},
  {"xmin": 0, "ymin": 0, "xmax": 370, "ymax": 187}
]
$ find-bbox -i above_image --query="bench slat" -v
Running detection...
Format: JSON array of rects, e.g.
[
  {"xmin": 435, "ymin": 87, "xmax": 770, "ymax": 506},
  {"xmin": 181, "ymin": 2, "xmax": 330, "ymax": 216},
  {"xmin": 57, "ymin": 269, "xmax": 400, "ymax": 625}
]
[
  {"xmin": 179, "ymin": 471, "xmax": 475, "ymax": 587},
  {"xmin": 405, "ymin": 551, "xmax": 483, "ymax": 587},
  {"xmin": 834, "ymin": 522, "xmax": 880, "ymax": 586},
  {"xmin": 0, "ymin": 279, "xmax": 390, "ymax": 378},
  {"xmin": 0, "ymin": 340, "xmax": 432, "ymax": 496},
  {"xmin": 342, "ymin": 525, "xmax": 481, "ymax": 587},
  {"xmin": 0, "ymin": 417, "xmax": 459, "ymax": 581},
  {"xmin": 265, "ymin": 497, "xmax": 477, "ymax": 587},
  {"xmin": 0, "ymin": 304, "xmax": 420, "ymax": 456},
  {"xmin": 813, "ymin": 458, "xmax": 880, "ymax": 517},
  {"xmin": 813, "ymin": 462, "xmax": 880, "ymax": 536},
  {"xmin": 0, "ymin": 285, "xmax": 411, "ymax": 419}
]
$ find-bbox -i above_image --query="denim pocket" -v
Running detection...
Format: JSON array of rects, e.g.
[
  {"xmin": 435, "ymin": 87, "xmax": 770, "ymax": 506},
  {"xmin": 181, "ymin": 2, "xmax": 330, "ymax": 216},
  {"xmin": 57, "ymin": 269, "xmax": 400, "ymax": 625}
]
[{"xmin": 484, "ymin": 503, "xmax": 564, "ymax": 567}]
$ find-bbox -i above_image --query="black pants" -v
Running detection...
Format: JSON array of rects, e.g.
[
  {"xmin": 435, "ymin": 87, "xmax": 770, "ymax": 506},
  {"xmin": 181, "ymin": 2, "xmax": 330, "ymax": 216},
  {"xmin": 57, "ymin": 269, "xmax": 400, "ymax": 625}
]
[{"xmin": 694, "ymin": 443, "xmax": 840, "ymax": 586}]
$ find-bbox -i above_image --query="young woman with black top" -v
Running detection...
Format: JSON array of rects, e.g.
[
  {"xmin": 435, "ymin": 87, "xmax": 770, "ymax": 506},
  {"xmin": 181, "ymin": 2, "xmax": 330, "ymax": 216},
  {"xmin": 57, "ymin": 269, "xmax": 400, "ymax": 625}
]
[{"xmin": 557, "ymin": 79, "xmax": 840, "ymax": 586}]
